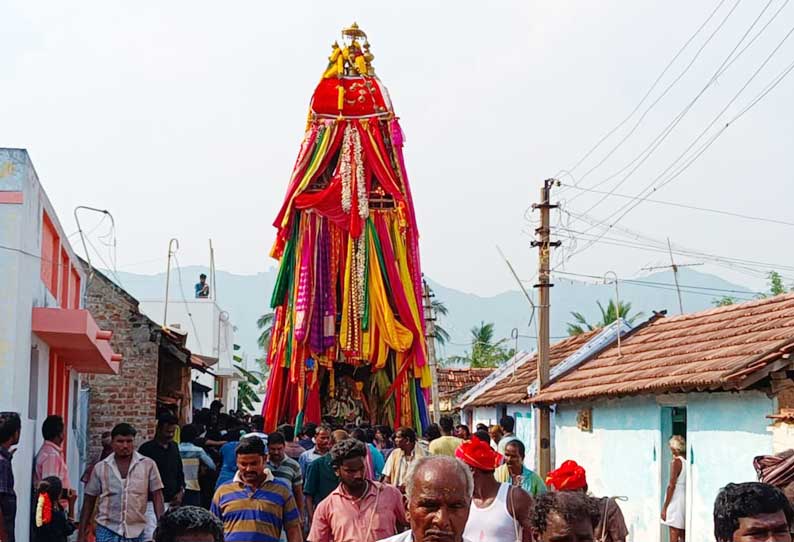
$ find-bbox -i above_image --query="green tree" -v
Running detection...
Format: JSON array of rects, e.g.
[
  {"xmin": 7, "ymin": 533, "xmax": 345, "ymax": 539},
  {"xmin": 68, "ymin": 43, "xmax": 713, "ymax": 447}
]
[
  {"xmin": 566, "ymin": 300, "xmax": 643, "ymax": 336},
  {"xmin": 236, "ymin": 363, "xmax": 265, "ymax": 413},
  {"xmin": 431, "ymin": 299, "xmax": 451, "ymax": 347},
  {"xmin": 768, "ymin": 271, "xmax": 788, "ymax": 296},
  {"xmin": 447, "ymin": 321, "xmax": 515, "ymax": 368},
  {"xmin": 712, "ymin": 296, "xmax": 738, "ymax": 307},
  {"xmin": 753, "ymin": 271, "xmax": 792, "ymax": 300},
  {"xmin": 257, "ymin": 312, "xmax": 274, "ymax": 350}
]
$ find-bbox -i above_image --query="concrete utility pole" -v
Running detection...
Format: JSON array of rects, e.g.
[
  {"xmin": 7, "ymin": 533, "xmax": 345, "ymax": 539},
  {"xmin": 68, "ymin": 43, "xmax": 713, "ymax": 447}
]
[
  {"xmin": 531, "ymin": 179, "xmax": 560, "ymax": 478},
  {"xmin": 423, "ymin": 278, "xmax": 441, "ymax": 423}
]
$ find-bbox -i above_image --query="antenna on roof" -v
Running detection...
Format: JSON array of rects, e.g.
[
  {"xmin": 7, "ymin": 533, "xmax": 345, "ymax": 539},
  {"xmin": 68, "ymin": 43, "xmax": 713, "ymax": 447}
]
[
  {"xmin": 640, "ymin": 239, "xmax": 703, "ymax": 315},
  {"xmin": 496, "ymin": 245, "xmax": 536, "ymax": 319},
  {"xmin": 604, "ymin": 271, "xmax": 622, "ymax": 358},
  {"xmin": 74, "ymin": 205, "xmax": 115, "ymax": 296}
]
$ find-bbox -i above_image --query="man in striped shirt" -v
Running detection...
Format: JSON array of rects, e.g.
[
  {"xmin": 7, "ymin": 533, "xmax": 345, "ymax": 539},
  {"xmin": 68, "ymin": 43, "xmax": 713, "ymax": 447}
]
[{"xmin": 211, "ymin": 437, "xmax": 302, "ymax": 542}]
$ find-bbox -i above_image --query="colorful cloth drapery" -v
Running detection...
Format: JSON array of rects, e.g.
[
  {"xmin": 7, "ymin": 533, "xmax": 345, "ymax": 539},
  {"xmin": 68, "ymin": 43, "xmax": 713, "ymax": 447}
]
[{"xmin": 262, "ymin": 24, "xmax": 430, "ymax": 433}]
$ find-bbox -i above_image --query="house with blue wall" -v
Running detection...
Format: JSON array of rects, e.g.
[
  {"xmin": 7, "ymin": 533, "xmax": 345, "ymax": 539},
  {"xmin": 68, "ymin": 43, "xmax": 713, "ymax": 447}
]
[
  {"xmin": 530, "ymin": 294, "xmax": 794, "ymax": 542},
  {"xmin": 458, "ymin": 321, "xmax": 629, "ymax": 470}
]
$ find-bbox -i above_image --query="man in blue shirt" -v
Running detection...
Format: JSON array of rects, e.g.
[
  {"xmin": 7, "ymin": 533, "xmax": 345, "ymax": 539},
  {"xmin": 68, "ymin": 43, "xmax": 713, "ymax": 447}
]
[{"xmin": 195, "ymin": 274, "xmax": 209, "ymax": 298}]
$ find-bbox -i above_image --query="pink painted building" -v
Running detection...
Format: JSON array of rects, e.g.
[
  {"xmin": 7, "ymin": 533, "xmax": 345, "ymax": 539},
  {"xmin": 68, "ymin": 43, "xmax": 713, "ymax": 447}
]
[{"xmin": 0, "ymin": 148, "xmax": 120, "ymax": 542}]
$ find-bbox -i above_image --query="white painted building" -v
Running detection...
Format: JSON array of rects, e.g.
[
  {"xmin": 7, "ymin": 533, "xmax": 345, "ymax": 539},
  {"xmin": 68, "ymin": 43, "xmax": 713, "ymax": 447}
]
[
  {"xmin": 0, "ymin": 149, "xmax": 120, "ymax": 542},
  {"xmin": 139, "ymin": 298, "xmax": 242, "ymax": 413}
]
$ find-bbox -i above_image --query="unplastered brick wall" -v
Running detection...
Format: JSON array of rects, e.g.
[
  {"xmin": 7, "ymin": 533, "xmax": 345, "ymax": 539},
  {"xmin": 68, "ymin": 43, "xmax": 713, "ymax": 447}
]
[{"xmin": 84, "ymin": 270, "xmax": 159, "ymax": 459}]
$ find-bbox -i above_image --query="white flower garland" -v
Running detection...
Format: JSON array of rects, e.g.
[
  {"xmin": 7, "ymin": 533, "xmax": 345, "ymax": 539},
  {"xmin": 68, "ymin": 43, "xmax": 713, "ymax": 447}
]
[
  {"xmin": 340, "ymin": 125, "xmax": 353, "ymax": 213},
  {"xmin": 354, "ymin": 128, "xmax": 369, "ymax": 219},
  {"xmin": 340, "ymin": 123, "xmax": 369, "ymax": 219}
]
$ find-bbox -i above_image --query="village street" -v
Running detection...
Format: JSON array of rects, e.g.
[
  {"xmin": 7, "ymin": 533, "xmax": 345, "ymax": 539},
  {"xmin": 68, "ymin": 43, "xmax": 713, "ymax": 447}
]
[{"xmin": 3, "ymin": 3, "xmax": 794, "ymax": 542}]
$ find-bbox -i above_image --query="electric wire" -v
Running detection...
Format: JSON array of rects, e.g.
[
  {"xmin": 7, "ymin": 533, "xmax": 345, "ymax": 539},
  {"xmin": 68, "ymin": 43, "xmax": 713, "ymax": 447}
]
[
  {"xmin": 549, "ymin": 269, "xmax": 763, "ymax": 298},
  {"xmin": 570, "ymin": 0, "xmax": 779, "ymax": 215},
  {"xmin": 558, "ymin": 44, "xmax": 794, "ymax": 268},
  {"xmin": 557, "ymin": 183, "xmax": 794, "ymax": 228},
  {"xmin": 556, "ymin": 0, "xmax": 730, "ymax": 190}
]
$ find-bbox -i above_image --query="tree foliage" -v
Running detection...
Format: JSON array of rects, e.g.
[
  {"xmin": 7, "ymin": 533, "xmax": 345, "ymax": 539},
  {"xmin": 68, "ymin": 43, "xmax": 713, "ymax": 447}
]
[
  {"xmin": 236, "ymin": 363, "xmax": 265, "ymax": 413},
  {"xmin": 714, "ymin": 271, "xmax": 792, "ymax": 307},
  {"xmin": 446, "ymin": 321, "xmax": 515, "ymax": 368},
  {"xmin": 712, "ymin": 296, "xmax": 738, "ymax": 307},
  {"xmin": 257, "ymin": 312, "xmax": 274, "ymax": 350},
  {"xmin": 566, "ymin": 300, "xmax": 643, "ymax": 336},
  {"xmin": 431, "ymin": 298, "xmax": 451, "ymax": 347}
]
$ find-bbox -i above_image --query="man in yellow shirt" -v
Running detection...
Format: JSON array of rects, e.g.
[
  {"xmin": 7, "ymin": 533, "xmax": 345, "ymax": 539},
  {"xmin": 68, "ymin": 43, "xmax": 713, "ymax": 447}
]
[{"xmin": 429, "ymin": 416, "xmax": 463, "ymax": 457}]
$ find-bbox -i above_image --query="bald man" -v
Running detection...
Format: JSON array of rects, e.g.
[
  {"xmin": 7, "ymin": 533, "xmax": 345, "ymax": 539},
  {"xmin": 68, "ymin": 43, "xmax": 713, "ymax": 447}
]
[{"xmin": 378, "ymin": 455, "xmax": 473, "ymax": 542}]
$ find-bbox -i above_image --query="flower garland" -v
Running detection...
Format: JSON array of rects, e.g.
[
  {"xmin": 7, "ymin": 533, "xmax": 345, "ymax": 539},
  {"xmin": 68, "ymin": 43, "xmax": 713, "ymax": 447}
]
[
  {"xmin": 353, "ymin": 128, "xmax": 368, "ymax": 219},
  {"xmin": 340, "ymin": 125, "xmax": 353, "ymax": 213},
  {"xmin": 339, "ymin": 123, "xmax": 368, "ymax": 220},
  {"xmin": 35, "ymin": 492, "xmax": 52, "ymax": 527}
]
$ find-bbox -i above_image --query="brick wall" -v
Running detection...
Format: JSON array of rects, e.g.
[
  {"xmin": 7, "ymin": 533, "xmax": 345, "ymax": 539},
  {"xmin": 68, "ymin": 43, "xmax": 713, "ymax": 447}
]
[{"xmin": 84, "ymin": 270, "xmax": 159, "ymax": 459}]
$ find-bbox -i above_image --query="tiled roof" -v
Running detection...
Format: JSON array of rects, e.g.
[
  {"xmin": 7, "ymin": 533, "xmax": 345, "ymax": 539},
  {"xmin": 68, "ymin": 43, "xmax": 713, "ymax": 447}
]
[
  {"xmin": 530, "ymin": 294, "xmax": 794, "ymax": 404},
  {"xmin": 467, "ymin": 329, "xmax": 603, "ymax": 407},
  {"xmin": 437, "ymin": 368, "xmax": 494, "ymax": 399}
]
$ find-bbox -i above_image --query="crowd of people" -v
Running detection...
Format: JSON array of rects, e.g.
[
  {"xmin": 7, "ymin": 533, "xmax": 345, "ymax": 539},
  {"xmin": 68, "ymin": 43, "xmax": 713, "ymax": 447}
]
[{"xmin": 2, "ymin": 409, "xmax": 794, "ymax": 541}]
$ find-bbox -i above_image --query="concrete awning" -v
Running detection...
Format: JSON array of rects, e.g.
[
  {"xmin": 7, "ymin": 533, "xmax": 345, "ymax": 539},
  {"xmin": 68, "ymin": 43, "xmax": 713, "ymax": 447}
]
[{"xmin": 32, "ymin": 307, "xmax": 121, "ymax": 374}]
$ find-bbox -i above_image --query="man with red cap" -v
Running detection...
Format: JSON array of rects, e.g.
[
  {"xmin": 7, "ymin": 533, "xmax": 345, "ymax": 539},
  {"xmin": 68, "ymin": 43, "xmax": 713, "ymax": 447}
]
[
  {"xmin": 455, "ymin": 439, "xmax": 533, "ymax": 542},
  {"xmin": 546, "ymin": 460, "xmax": 628, "ymax": 542}
]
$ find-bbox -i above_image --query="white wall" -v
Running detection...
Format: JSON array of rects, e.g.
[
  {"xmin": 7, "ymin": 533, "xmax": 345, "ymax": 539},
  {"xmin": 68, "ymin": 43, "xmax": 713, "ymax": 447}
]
[
  {"xmin": 556, "ymin": 397, "xmax": 662, "ymax": 542},
  {"xmin": 0, "ymin": 149, "xmax": 87, "ymax": 542},
  {"xmin": 554, "ymin": 391, "xmax": 777, "ymax": 542},
  {"xmin": 139, "ymin": 299, "xmax": 236, "ymax": 371},
  {"xmin": 472, "ymin": 406, "xmax": 498, "ymax": 429},
  {"xmin": 686, "ymin": 392, "xmax": 774, "ymax": 540}
]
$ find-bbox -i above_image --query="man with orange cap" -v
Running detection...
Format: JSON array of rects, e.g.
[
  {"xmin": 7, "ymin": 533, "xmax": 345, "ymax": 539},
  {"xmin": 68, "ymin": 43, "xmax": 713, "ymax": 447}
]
[
  {"xmin": 455, "ymin": 439, "xmax": 533, "ymax": 542},
  {"xmin": 546, "ymin": 460, "xmax": 628, "ymax": 542}
]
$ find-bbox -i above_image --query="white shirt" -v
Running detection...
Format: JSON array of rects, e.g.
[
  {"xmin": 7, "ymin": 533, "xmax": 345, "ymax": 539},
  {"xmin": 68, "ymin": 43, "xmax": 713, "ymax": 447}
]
[{"xmin": 378, "ymin": 531, "xmax": 473, "ymax": 542}]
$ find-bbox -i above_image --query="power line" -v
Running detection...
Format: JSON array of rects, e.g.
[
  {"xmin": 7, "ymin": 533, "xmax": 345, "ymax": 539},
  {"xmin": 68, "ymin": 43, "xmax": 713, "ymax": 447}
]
[
  {"xmin": 558, "ymin": 183, "xmax": 794, "ymax": 227},
  {"xmin": 85, "ymin": 235, "xmax": 125, "ymax": 289},
  {"xmin": 572, "ymin": 0, "xmax": 780, "ymax": 216},
  {"xmin": 550, "ymin": 269, "xmax": 759, "ymax": 300},
  {"xmin": 550, "ymin": 224, "xmax": 794, "ymax": 279},
  {"xmin": 570, "ymin": 20, "xmax": 794, "ymax": 250},
  {"xmin": 563, "ymin": 0, "xmax": 747, "ymax": 205},
  {"xmin": 550, "ymin": 269, "xmax": 763, "ymax": 296},
  {"xmin": 556, "ymin": 0, "xmax": 730, "ymax": 189}
]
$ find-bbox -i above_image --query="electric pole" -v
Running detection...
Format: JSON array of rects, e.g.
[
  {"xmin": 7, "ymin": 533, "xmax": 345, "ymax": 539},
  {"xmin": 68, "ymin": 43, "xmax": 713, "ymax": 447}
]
[
  {"xmin": 531, "ymin": 179, "xmax": 560, "ymax": 478},
  {"xmin": 423, "ymin": 278, "xmax": 441, "ymax": 423}
]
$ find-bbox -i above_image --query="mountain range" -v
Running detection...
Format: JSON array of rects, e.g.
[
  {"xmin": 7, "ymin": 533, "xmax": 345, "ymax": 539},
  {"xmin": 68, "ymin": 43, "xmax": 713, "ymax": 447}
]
[{"xmin": 104, "ymin": 266, "xmax": 753, "ymax": 361}]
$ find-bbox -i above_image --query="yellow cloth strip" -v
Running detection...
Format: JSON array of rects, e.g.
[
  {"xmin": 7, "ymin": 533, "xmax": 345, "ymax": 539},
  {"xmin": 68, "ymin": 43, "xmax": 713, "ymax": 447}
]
[
  {"xmin": 367, "ymin": 225, "xmax": 413, "ymax": 362},
  {"xmin": 339, "ymin": 235, "xmax": 354, "ymax": 352}
]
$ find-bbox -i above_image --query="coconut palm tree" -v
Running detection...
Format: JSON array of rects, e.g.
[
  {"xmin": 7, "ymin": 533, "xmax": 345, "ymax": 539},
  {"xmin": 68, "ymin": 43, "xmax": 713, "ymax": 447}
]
[
  {"xmin": 566, "ymin": 300, "xmax": 642, "ymax": 336},
  {"xmin": 257, "ymin": 312, "xmax": 274, "ymax": 350},
  {"xmin": 430, "ymin": 299, "xmax": 451, "ymax": 347},
  {"xmin": 446, "ymin": 321, "xmax": 514, "ymax": 368}
]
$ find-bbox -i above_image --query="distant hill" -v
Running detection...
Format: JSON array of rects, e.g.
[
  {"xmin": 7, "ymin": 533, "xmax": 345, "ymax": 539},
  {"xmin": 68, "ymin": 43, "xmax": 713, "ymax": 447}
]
[{"xmin": 105, "ymin": 266, "xmax": 752, "ymax": 361}]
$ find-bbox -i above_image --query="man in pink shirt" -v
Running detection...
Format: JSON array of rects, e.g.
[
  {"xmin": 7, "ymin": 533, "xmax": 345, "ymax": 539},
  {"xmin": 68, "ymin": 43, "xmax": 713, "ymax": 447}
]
[
  {"xmin": 34, "ymin": 415, "xmax": 76, "ymax": 518},
  {"xmin": 309, "ymin": 439, "xmax": 407, "ymax": 542}
]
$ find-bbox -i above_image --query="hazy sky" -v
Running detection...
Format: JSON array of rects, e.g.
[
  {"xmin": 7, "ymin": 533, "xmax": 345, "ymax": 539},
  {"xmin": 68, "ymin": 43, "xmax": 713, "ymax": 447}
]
[{"xmin": 3, "ymin": 1, "xmax": 793, "ymax": 297}]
